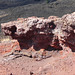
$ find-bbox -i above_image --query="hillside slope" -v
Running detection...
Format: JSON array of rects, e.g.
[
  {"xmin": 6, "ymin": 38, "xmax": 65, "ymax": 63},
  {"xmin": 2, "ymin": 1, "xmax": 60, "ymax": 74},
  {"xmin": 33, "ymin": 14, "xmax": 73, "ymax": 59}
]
[
  {"xmin": 0, "ymin": 0, "xmax": 45, "ymax": 9},
  {"xmin": 0, "ymin": 0, "xmax": 75, "ymax": 31}
]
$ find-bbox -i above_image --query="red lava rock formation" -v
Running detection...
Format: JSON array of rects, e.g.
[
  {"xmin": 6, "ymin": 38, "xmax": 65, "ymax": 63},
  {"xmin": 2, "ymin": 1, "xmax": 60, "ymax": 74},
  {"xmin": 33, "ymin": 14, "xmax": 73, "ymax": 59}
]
[
  {"xmin": 53, "ymin": 12, "xmax": 75, "ymax": 52},
  {"xmin": 1, "ymin": 12, "xmax": 75, "ymax": 52},
  {"xmin": 0, "ymin": 40, "xmax": 21, "ymax": 55}
]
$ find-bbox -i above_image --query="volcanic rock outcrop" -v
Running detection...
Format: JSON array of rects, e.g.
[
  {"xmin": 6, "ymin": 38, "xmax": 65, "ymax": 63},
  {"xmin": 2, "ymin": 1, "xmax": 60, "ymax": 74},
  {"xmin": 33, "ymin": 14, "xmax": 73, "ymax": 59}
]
[
  {"xmin": 53, "ymin": 12, "xmax": 75, "ymax": 51},
  {"xmin": 1, "ymin": 12, "xmax": 75, "ymax": 52}
]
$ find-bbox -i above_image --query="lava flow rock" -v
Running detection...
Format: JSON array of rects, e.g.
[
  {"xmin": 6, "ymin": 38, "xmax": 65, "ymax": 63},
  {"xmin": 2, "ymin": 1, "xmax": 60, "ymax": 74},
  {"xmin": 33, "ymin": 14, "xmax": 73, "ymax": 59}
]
[
  {"xmin": 0, "ymin": 40, "xmax": 21, "ymax": 55},
  {"xmin": 53, "ymin": 12, "xmax": 75, "ymax": 51},
  {"xmin": 1, "ymin": 12, "xmax": 75, "ymax": 51},
  {"xmin": 1, "ymin": 16, "xmax": 61, "ymax": 50}
]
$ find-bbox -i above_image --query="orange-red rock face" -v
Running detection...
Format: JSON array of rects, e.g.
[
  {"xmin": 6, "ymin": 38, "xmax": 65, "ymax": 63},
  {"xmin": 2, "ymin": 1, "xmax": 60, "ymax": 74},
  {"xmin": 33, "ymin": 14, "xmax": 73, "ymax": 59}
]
[
  {"xmin": 1, "ymin": 12, "xmax": 75, "ymax": 51},
  {"xmin": 0, "ymin": 40, "xmax": 21, "ymax": 54}
]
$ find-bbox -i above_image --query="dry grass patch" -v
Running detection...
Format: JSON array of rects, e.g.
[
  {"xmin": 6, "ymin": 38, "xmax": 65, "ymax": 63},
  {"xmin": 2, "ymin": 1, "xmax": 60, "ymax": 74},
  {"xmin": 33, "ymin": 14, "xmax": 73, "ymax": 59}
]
[{"xmin": 0, "ymin": 32, "xmax": 12, "ymax": 43}]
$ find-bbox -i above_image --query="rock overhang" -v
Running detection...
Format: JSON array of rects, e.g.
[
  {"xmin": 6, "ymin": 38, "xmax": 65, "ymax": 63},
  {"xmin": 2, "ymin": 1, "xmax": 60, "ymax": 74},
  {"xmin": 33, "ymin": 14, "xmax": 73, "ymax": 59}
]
[{"xmin": 1, "ymin": 12, "xmax": 75, "ymax": 51}]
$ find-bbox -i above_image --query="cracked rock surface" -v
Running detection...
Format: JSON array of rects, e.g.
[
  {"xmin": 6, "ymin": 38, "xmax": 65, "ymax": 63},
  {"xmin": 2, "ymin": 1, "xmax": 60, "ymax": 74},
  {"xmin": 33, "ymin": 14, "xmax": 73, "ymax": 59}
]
[{"xmin": 1, "ymin": 12, "xmax": 75, "ymax": 51}]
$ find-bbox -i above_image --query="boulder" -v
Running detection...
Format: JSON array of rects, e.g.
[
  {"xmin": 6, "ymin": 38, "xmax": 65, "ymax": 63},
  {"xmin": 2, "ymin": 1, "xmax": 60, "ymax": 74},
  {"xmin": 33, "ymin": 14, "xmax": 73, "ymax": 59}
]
[
  {"xmin": 53, "ymin": 12, "xmax": 75, "ymax": 51},
  {"xmin": 1, "ymin": 12, "xmax": 75, "ymax": 51},
  {"xmin": 1, "ymin": 16, "xmax": 61, "ymax": 50}
]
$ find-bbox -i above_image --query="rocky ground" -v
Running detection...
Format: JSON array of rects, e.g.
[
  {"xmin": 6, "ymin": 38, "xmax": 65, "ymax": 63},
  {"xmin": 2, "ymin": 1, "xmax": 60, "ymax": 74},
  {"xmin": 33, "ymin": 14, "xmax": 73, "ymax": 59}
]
[
  {"xmin": 0, "ymin": 0, "xmax": 75, "ymax": 75},
  {"xmin": 0, "ymin": 12, "xmax": 75, "ymax": 75},
  {"xmin": 0, "ymin": 51, "xmax": 75, "ymax": 75}
]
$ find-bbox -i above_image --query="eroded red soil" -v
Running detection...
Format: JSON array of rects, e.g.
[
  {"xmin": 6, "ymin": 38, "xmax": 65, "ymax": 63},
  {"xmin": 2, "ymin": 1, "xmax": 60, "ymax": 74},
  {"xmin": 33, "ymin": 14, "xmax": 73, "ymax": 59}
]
[{"xmin": 0, "ymin": 51, "xmax": 75, "ymax": 75}]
